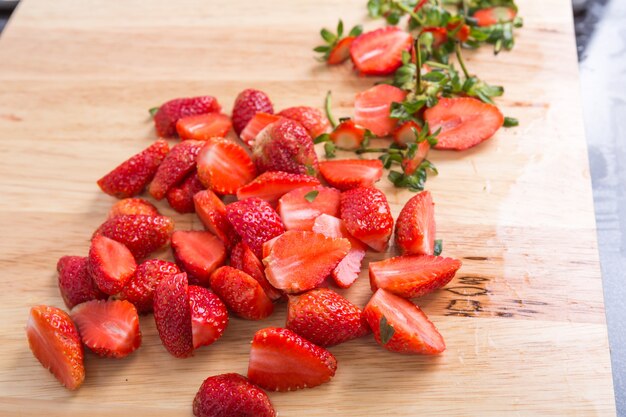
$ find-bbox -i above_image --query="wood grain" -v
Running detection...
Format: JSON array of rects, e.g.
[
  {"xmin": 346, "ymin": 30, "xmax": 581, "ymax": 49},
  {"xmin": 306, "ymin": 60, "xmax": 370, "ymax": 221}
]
[{"xmin": 0, "ymin": 0, "xmax": 616, "ymax": 415}]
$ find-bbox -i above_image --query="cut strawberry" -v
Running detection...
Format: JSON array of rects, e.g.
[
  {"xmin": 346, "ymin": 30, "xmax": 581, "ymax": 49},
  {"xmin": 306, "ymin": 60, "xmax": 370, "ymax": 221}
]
[
  {"xmin": 232, "ymin": 89, "xmax": 274, "ymax": 135},
  {"xmin": 363, "ymin": 289, "xmax": 445, "ymax": 354},
  {"xmin": 277, "ymin": 185, "xmax": 341, "ymax": 231},
  {"xmin": 247, "ymin": 327, "xmax": 337, "ymax": 392},
  {"xmin": 94, "ymin": 214, "xmax": 174, "ymax": 259},
  {"xmin": 319, "ymin": 159, "xmax": 383, "ymax": 191},
  {"xmin": 350, "ymin": 27, "xmax": 412, "ymax": 76},
  {"xmin": 148, "ymin": 140, "xmax": 203, "ymax": 200},
  {"xmin": 88, "ymin": 235, "xmax": 137, "ymax": 295},
  {"xmin": 240, "ymin": 112, "xmax": 281, "ymax": 148},
  {"xmin": 473, "ymin": 6, "xmax": 517, "ymax": 27},
  {"xmin": 236, "ymin": 171, "xmax": 321, "ymax": 204},
  {"xmin": 209, "ymin": 266, "xmax": 274, "ymax": 320},
  {"xmin": 166, "ymin": 171, "xmax": 205, "ymax": 214},
  {"xmin": 424, "ymin": 97, "xmax": 504, "ymax": 150},
  {"xmin": 97, "ymin": 140, "xmax": 169, "ymax": 199},
  {"xmin": 26, "ymin": 306, "xmax": 84, "ymax": 390},
  {"xmin": 395, "ymin": 190, "xmax": 436, "ymax": 255},
  {"xmin": 176, "ymin": 112, "xmax": 232, "ymax": 141},
  {"xmin": 171, "ymin": 230, "xmax": 226, "ymax": 287},
  {"xmin": 108, "ymin": 198, "xmax": 159, "ymax": 218},
  {"xmin": 193, "ymin": 189, "xmax": 239, "ymax": 249},
  {"xmin": 327, "ymin": 36, "xmax": 356, "ymax": 65},
  {"xmin": 354, "ymin": 84, "xmax": 407, "ymax": 137},
  {"xmin": 261, "ymin": 235, "xmax": 281, "ymax": 260},
  {"xmin": 340, "ymin": 187, "xmax": 393, "ymax": 252},
  {"xmin": 446, "ymin": 21, "xmax": 471, "ymax": 42},
  {"xmin": 328, "ymin": 119, "xmax": 368, "ymax": 150},
  {"xmin": 153, "ymin": 96, "xmax": 221, "ymax": 138},
  {"xmin": 422, "ymin": 27, "xmax": 448, "ymax": 47},
  {"xmin": 188, "ymin": 285, "xmax": 228, "ymax": 349},
  {"xmin": 119, "ymin": 259, "xmax": 181, "ymax": 314},
  {"xmin": 278, "ymin": 106, "xmax": 330, "ymax": 138},
  {"xmin": 153, "ymin": 272, "xmax": 193, "ymax": 358},
  {"xmin": 230, "ymin": 241, "xmax": 283, "ymax": 301},
  {"xmin": 196, "ymin": 138, "xmax": 257, "ymax": 195},
  {"xmin": 71, "ymin": 299, "xmax": 141, "ymax": 358},
  {"xmin": 286, "ymin": 288, "xmax": 369, "ymax": 347},
  {"xmin": 393, "ymin": 121, "xmax": 421, "ymax": 147},
  {"xmin": 263, "ymin": 230, "xmax": 350, "ymax": 293},
  {"xmin": 57, "ymin": 256, "xmax": 107, "ymax": 309}
]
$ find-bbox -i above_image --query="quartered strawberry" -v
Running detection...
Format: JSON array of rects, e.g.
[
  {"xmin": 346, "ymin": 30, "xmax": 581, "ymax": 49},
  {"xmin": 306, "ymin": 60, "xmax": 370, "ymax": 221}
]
[
  {"xmin": 327, "ymin": 36, "xmax": 356, "ymax": 65},
  {"xmin": 230, "ymin": 241, "xmax": 283, "ymax": 301},
  {"xmin": 166, "ymin": 171, "xmax": 205, "ymax": 214},
  {"xmin": 239, "ymin": 112, "xmax": 281, "ymax": 148},
  {"xmin": 196, "ymin": 138, "xmax": 257, "ymax": 195},
  {"xmin": 278, "ymin": 106, "xmax": 330, "ymax": 138},
  {"xmin": 236, "ymin": 171, "xmax": 321, "ymax": 204},
  {"xmin": 148, "ymin": 140, "xmax": 203, "ymax": 200},
  {"xmin": 194, "ymin": 189, "xmax": 239, "ymax": 249},
  {"xmin": 94, "ymin": 214, "xmax": 174, "ymax": 259},
  {"xmin": 153, "ymin": 96, "xmax": 221, "ymax": 138},
  {"xmin": 363, "ymin": 289, "xmax": 445, "ymax": 354},
  {"xmin": 171, "ymin": 230, "xmax": 226, "ymax": 287},
  {"xmin": 263, "ymin": 230, "xmax": 350, "ymax": 294},
  {"xmin": 108, "ymin": 198, "xmax": 159, "ymax": 218},
  {"xmin": 286, "ymin": 288, "xmax": 369, "ymax": 347},
  {"xmin": 277, "ymin": 185, "xmax": 341, "ymax": 231},
  {"xmin": 71, "ymin": 299, "xmax": 141, "ymax": 358},
  {"xmin": 370, "ymin": 255, "xmax": 461, "ymax": 298},
  {"xmin": 424, "ymin": 97, "xmax": 504, "ymax": 150},
  {"xmin": 232, "ymin": 89, "xmax": 274, "ymax": 135},
  {"xmin": 97, "ymin": 140, "xmax": 169, "ymax": 199},
  {"xmin": 473, "ymin": 6, "xmax": 517, "ymax": 27},
  {"xmin": 193, "ymin": 373, "xmax": 276, "ymax": 417},
  {"xmin": 176, "ymin": 113, "xmax": 232, "ymax": 141},
  {"xmin": 209, "ymin": 266, "xmax": 274, "ymax": 320},
  {"xmin": 395, "ymin": 190, "xmax": 436, "ymax": 255},
  {"xmin": 188, "ymin": 285, "xmax": 228, "ymax": 349},
  {"xmin": 350, "ymin": 27, "xmax": 412, "ymax": 76},
  {"xmin": 225, "ymin": 198, "xmax": 285, "ymax": 259},
  {"xmin": 153, "ymin": 272, "xmax": 193, "ymax": 358},
  {"xmin": 88, "ymin": 235, "xmax": 137, "ymax": 295},
  {"xmin": 247, "ymin": 327, "xmax": 337, "ymax": 392},
  {"xmin": 354, "ymin": 84, "xmax": 407, "ymax": 137},
  {"xmin": 57, "ymin": 256, "xmax": 107, "ymax": 309},
  {"xmin": 319, "ymin": 159, "xmax": 383, "ymax": 191},
  {"xmin": 340, "ymin": 187, "xmax": 393, "ymax": 252},
  {"xmin": 328, "ymin": 119, "xmax": 367, "ymax": 150},
  {"xmin": 26, "ymin": 306, "xmax": 84, "ymax": 390},
  {"xmin": 119, "ymin": 259, "xmax": 181, "ymax": 314}
]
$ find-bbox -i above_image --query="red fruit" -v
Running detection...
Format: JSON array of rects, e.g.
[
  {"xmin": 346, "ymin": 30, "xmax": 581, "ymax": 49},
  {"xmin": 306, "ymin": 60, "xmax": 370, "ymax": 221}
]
[
  {"xmin": 424, "ymin": 97, "xmax": 504, "ymax": 150},
  {"xmin": 262, "ymin": 235, "xmax": 281, "ymax": 260},
  {"xmin": 71, "ymin": 299, "xmax": 141, "ymax": 358},
  {"xmin": 236, "ymin": 171, "xmax": 321, "ymax": 204},
  {"xmin": 57, "ymin": 256, "xmax": 107, "ymax": 309},
  {"xmin": 253, "ymin": 118, "xmax": 319, "ymax": 176},
  {"xmin": 176, "ymin": 113, "xmax": 232, "ymax": 141},
  {"xmin": 319, "ymin": 159, "xmax": 383, "ymax": 191},
  {"xmin": 354, "ymin": 84, "xmax": 407, "ymax": 137},
  {"xmin": 393, "ymin": 121, "xmax": 421, "ymax": 147},
  {"xmin": 286, "ymin": 288, "xmax": 369, "ymax": 347},
  {"xmin": 26, "ymin": 306, "xmax": 84, "ymax": 390},
  {"xmin": 363, "ymin": 289, "xmax": 445, "ymax": 354},
  {"xmin": 196, "ymin": 138, "xmax": 257, "ymax": 195},
  {"xmin": 239, "ymin": 112, "xmax": 281, "ymax": 148},
  {"xmin": 108, "ymin": 198, "xmax": 159, "ymax": 218},
  {"xmin": 263, "ymin": 230, "xmax": 350, "ymax": 293},
  {"xmin": 94, "ymin": 214, "xmax": 174, "ymax": 259},
  {"xmin": 148, "ymin": 140, "xmax": 203, "ymax": 200},
  {"xmin": 209, "ymin": 266, "xmax": 274, "ymax": 320},
  {"xmin": 422, "ymin": 27, "xmax": 448, "ymax": 47},
  {"xmin": 166, "ymin": 171, "xmax": 205, "ymax": 213},
  {"xmin": 278, "ymin": 106, "xmax": 330, "ymax": 138},
  {"xmin": 446, "ymin": 21, "xmax": 470, "ymax": 42},
  {"xmin": 119, "ymin": 259, "xmax": 181, "ymax": 314},
  {"xmin": 247, "ymin": 327, "xmax": 337, "ymax": 392},
  {"xmin": 88, "ymin": 235, "xmax": 137, "ymax": 295},
  {"xmin": 97, "ymin": 140, "xmax": 169, "ymax": 199},
  {"xmin": 226, "ymin": 198, "xmax": 285, "ymax": 259},
  {"xmin": 193, "ymin": 373, "xmax": 276, "ymax": 417},
  {"xmin": 153, "ymin": 272, "xmax": 193, "ymax": 358},
  {"xmin": 340, "ymin": 187, "xmax": 393, "ymax": 252},
  {"xmin": 171, "ymin": 230, "xmax": 226, "ymax": 287},
  {"xmin": 395, "ymin": 190, "xmax": 436, "ymax": 255},
  {"xmin": 395, "ymin": 125, "xmax": 430, "ymax": 175},
  {"xmin": 188, "ymin": 286, "xmax": 228, "ymax": 349},
  {"xmin": 328, "ymin": 119, "xmax": 367, "ymax": 150},
  {"xmin": 154, "ymin": 96, "xmax": 221, "ymax": 138},
  {"xmin": 232, "ymin": 89, "xmax": 274, "ymax": 135},
  {"xmin": 277, "ymin": 185, "xmax": 341, "ymax": 231},
  {"xmin": 194, "ymin": 190, "xmax": 238, "ymax": 249},
  {"xmin": 327, "ymin": 36, "xmax": 355, "ymax": 65},
  {"xmin": 473, "ymin": 6, "xmax": 517, "ymax": 27},
  {"xmin": 230, "ymin": 241, "xmax": 283, "ymax": 301},
  {"xmin": 350, "ymin": 27, "xmax": 412, "ymax": 76}
]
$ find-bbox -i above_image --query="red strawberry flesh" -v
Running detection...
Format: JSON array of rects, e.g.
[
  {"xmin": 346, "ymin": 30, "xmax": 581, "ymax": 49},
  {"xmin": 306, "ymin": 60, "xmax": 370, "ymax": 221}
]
[
  {"xmin": 57, "ymin": 256, "xmax": 107, "ymax": 309},
  {"xmin": 88, "ymin": 235, "xmax": 137, "ymax": 295},
  {"xmin": 153, "ymin": 272, "xmax": 193, "ymax": 358},
  {"xmin": 171, "ymin": 230, "xmax": 226, "ymax": 287},
  {"xmin": 188, "ymin": 285, "xmax": 228, "ymax": 349}
]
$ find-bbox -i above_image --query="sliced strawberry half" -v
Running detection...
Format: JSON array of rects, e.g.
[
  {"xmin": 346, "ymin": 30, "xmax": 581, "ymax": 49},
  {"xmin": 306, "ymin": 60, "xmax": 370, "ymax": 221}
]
[
  {"xmin": 262, "ymin": 235, "xmax": 281, "ymax": 260},
  {"xmin": 153, "ymin": 96, "xmax": 221, "ymax": 138},
  {"xmin": 188, "ymin": 285, "xmax": 228, "ymax": 349},
  {"xmin": 196, "ymin": 138, "xmax": 257, "ymax": 195},
  {"xmin": 230, "ymin": 241, "xmax": 283, "ymax": 301},
  {"xmin": 166, "ymin": 170, "xmax": 205, "ymax": 214},
  {"xmin": 340, "ymin": 186, "xmax": 393, "ymax": 252},
  {"xmin": 319, "ymin": 159, "xmax": 383, "ymax": 191},
  {"xmin": 119, "ymin": 259, "xmax": 181, "ymax": 314},
  {"xmin": 328, "ymin": 119, "xmax": 367, "ymax": 150},
  {"xmin": 171, "ymin": 230, "xmax": 226, "ymax": 287},
  {"xmin": 236, "ymin": 171, "xmax": 321, "ymax": 204},
  {"xmin": 94, "ymin": 214, "xmax": 174, "ymax": 259},
  {"xmin": 108, "ymin": 198, "xmax": 159, "ymax": 218},
  {"xmin": 277, "ymin": 185, "xmax": 341, "ymax": 231},
  {"xmin": 278, "ymin": 106, "xmax": 330, "ymax": 138},
  {"xmin": 327, "ymin": 36, "xmax": 355, "ymax": 65},
  {"xmin": 153, "ymin": 272, "xmax": 193, "ymax": 358},
  {"xmin": 350, "ymin": 27, "xmax": 412, "ymax": 76},
  {"xmin": 354, "ymin": 84, "xmax": 407, "ymax": 137},
  {"xmin": 473, "ymin": 6, "xmax": 517, "ymax": 26},
  {"xmin": 395, "ymin": 190, "xmax": 436, "ymax": 255},
  {"xmin": 193, "ymin": 189, "xmax": 239, "ymax": 249},
  {"xmin": 88, "ymin": 235, "xmax": 137, "ymax": 295},
  {"xmin": 240, "ymin": 112, "xmax": 281, "ymax": 148},
  {"xmin": 209, "ymin": 266, "xmax": 274, "ymax": 320},
  {"xmin": 57, "ymin": 255, "xmax": 107, "ymax": 309},
  {"xmin": 148, "ymin": 140, "xmax": 203, "ymax": 200},
  {"xmin": 176, "ymin": 112, "xmax": 232, "ymax": 141}
]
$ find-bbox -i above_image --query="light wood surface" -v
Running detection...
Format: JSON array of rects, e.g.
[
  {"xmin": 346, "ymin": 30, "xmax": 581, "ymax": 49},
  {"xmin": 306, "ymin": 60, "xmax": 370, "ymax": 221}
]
[{"xmin": 0, "ymin": 0, "xmax": 616, "ymax": 415}]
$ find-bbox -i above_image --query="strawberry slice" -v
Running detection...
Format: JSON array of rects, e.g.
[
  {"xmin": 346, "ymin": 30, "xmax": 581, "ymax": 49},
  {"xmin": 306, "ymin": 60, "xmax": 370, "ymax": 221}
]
[
  {"xmin": 71, "ymin": 299, "xmax": 141, "ymax": 358},
  {"xmin": 236, "ymin": 171, "xmax": 321, "ymax": 204},
  {"xmin": 108, "ymin": 198, "xmax": 159, "ymax": 218},
  {"xmin": 153, "ymin": 96, "xmax": 221, "ymax": 138},
  {"xmin": 354, "ymin": 84, "xmax": 407, "ymax": 137},
  {"xmin": 209, "ymin": 266, "xmax": 274, "ymax": 320},
  {"xmin": 340, "ymin": 186, "xmax": 393, "ymax": 252},
  {"xmin": 88, "ymin": 235, "xmax": 137, "ymax": 295},
  {"xmin": 277, "ymin": 185, "xmax": 341, "ymax": 231},
  {"xmin": 473, "ymin": 6, "xmax": 517, "ymax": 27},
  {"xmin": 148, "ymin": 140, "xmax": 203, "ymax": 200},
  {"xmin": 26, "ymin": 305, "xmax": 84, "ymax": 390},
  {"xmin": 278, "ymin": 106, "xmax": 330, "ymax": 138},
  {"xmin": 263, "ymin": 230, "xmax": 350, "ymax": 293},
  {"xmin": 370, "ymin": 255, "xmax": 462, "ymax": 298},
  {"xmin": 261, "ymin": 235, "xmax": 281, "ymax": 260},
  {"xmin": 328, "ymin": 119, "xmax": 368, "ymax": 150},
  {"xmin": 240, "ymin": 112, "xmax": 281, "ymax": 148},
  {"xmin": 424, "ymin": 97, "xmax": 504, "ymax": 150},
  {"xmin": 247, "ymin": 327, "xmax": 337, "ymax": 392},
  {"xmin": 171, "ymin": 230, "xmax": 226, "ymax": 287},
  {"xmin": 230, "ymin": 241, "xmax": 283, "ymax": 301},
  {"xmin": 94, "ymin": 214, "xmax": 174, "ymax": 259},
  {"xmin": 119, "ymin": 259, "xmax": 181, "ymax": 314},
  {"xmin": 319, "ymin": 159, "xmax": 383, "ymax": 191},
  {"xmin": 350, "ymin": 27, "xmax": 412, "ymax": 76},
  {"xmin": 188, "ymin": 285, "xmax": 228, "ymax": 349},
  {"xmin": 175, "ymin": 113, "xmax": 232, "ymax": 141},
  {"xmin": 166, "ymin": 171, "xmax": 205, "ymax": 214},
  {"xmin": 57, "ymin": 256, "xmax": 107, "ymax": 309},
  {"xmin": 196, "ymin": 138, "xmax": 257, "ymax": 195},
  {"xmin": 226, "ymin": 198, "xmax": 285, "ymax": 259},
  {"xmin": 327, "ymin": 36, "xmax": 355, "ymax": 65},
  {"xmin": 363, "ymin": 289, "xmax": 445, "ymax": 354},
  {"xmin": 194, "ymin": 373, "xmax": 276, "ymax": 417},
  {"xmin": 193, "ymin": 189, "xmax": 239, "ymax": 249},
  {"xmin": 395, "ymin": 190, "xmax": 436, "ymax": 255},
  {"xmin": 232, "ymin": 89, "xmax": 274, "ymax": 135},
  {"xmin": 286, "ymin": 288, "xmax": 369, "ymax": 347},
  {"xmin": 153, "ymin": 272, "xmax": 193, "ymax": 358}
]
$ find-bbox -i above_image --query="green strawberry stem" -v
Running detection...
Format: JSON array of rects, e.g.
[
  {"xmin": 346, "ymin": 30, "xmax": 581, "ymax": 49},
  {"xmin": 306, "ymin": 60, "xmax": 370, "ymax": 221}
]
[
  {"xmin": 325, "ymin": 91, "xmax": 338, "ymax": 129},
  {"xmin": 391, "ymin": 0, "xmax": 425, "ymax": 25},
  {"xmin": 415, "ymin": 36, "xmax": 423, "ymax": 94},
  {"xmin": 455, "ymin": 42, "xmax": 470, "ymax": 78}
]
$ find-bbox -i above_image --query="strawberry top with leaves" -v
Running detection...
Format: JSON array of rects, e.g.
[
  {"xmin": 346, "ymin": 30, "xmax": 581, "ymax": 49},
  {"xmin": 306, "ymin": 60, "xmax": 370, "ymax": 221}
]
[{"xmin": 315, "ymin": 20, "xmax": 363, "ymax": 65}]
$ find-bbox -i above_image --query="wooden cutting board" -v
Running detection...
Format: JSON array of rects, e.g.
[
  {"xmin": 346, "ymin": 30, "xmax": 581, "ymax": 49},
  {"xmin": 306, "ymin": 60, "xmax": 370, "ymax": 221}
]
[{"xmin": 0, "ymin": 0, "xmax": 616, "ymax": 415}]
